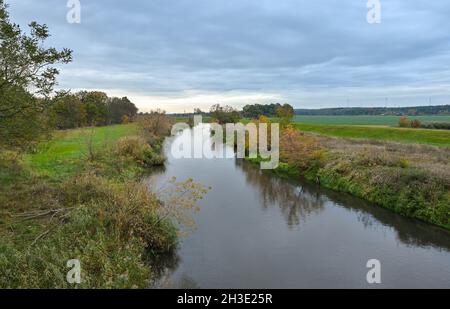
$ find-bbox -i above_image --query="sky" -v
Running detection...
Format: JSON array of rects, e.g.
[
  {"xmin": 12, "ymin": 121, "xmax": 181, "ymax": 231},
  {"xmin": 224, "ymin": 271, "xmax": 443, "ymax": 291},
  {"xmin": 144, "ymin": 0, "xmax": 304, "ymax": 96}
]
[{"xmin": 7, "ymin": 0, "xmax": 450, "ymax": 113}]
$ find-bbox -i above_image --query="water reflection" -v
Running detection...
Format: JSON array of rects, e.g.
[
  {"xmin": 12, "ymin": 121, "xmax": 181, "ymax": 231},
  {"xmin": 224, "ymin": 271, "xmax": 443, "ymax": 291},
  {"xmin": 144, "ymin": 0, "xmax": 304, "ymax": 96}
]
[
  {"xmin": 146, "ymin": 249, "xmax": 180, "ymax": 288},
  {"xmin": 325, "ymin": 188, "xmax": 450, "ymax": 252},
  {"xmin": 236, "ymin": 159, "xmax": 450, "ymax": 252},
  {"xmin": 236, "ymin": 159, "xmax": 326, "ymax": 228}
]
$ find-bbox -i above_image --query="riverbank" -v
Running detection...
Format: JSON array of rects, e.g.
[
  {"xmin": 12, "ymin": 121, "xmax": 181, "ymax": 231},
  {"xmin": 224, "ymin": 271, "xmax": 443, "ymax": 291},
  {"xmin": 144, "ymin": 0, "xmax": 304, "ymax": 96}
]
[
  {"xmin": 246, "ymin": 127, "xmax": 450, "ymax": 230},
  {"xmin": 0, "ymin": 120, "xmax": 183, "ymax": 288}
]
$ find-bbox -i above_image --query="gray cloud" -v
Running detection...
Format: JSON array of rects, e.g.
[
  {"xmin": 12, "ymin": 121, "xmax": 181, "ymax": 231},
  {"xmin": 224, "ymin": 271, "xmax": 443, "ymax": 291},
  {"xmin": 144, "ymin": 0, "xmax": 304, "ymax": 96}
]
[{"xmin": 7, "ymin": 0, "xmax": 450, "ymax": 111}]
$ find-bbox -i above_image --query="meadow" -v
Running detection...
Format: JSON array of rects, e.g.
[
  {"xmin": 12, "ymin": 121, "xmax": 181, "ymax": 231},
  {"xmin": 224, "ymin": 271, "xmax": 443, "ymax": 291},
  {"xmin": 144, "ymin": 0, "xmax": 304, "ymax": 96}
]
[
  {"xmin": 294, "ymin": 115, "xmax": 450, "ymax": 126},
  {"xmin": 24, "ymin": 124, "xmax": 138, "ymax": 178}
]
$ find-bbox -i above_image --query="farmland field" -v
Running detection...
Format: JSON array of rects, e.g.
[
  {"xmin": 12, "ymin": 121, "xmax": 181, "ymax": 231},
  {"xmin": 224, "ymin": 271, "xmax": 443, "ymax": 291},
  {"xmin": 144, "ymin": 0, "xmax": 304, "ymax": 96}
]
[
  {"xmin": 294, "ymin": 115, "xmax": 450, "ymax": 126},
  {"xmin": 294, "ymin": 123, "xmax": 450, "ymax": 147}
]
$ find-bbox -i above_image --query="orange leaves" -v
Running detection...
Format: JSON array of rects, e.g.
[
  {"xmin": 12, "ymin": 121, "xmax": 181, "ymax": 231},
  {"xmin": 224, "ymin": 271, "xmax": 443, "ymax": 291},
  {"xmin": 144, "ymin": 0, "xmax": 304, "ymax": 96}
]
[{"xmin": 280, "ymin": 127, "xmax": 322, "ymax": 169}]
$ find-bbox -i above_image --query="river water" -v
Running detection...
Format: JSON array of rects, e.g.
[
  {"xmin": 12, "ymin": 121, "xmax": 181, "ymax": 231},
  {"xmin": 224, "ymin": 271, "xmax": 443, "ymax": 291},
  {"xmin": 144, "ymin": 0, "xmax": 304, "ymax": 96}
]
[{"xmin": 148, "ymin": 125, "xmax": 450, "ymax": 288}]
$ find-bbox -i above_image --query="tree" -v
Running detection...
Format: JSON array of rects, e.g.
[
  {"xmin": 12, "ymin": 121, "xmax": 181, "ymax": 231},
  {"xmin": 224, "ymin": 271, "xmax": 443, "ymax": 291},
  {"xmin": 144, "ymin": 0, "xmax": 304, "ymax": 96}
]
[
  {"xmin": 210, "ymin": 104, "xmax": 240, "ymax": 124},
  {"xmin": 78, "ymin": 91, "xmax": 108, "ymax": 126},
  {"xmin": 0, "ymin": 0, "xmax": 72, "ymax": 148},
  {"xmin": 49, "ymin": 93, "xmax": 138, "ymax": 129},
  {"xmin": 193, "ymin": 108, "xmax": 203, "ymax": 115},
  {"xmin": 242, "ymin": 103, "xmax": 283, "ymax": 118},
  {"xmin": 137, "ymin": 109, "xmax": 171, "ymax": 144},
  {"xmin": 276, "ymin": 104, "xmax": 294, "ymax": 128},
  {"xmin": 107, "ymin": 96, "xmax": 138, "ymax": 124},
  {"xmin": 50, "ymin": 94, "xmax": 87, "ymax": 129}
]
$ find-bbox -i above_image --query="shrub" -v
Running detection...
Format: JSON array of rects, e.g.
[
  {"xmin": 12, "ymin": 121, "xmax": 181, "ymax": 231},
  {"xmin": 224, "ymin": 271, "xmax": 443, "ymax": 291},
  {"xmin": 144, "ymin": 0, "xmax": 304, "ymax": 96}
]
[
  {"xmin": 410, "ymin": 119, "xmax": 422, "ymax": 128},
  {"xmin": 420, "ymin": 122, "xmax": 450, "ymax": 130},
  {"xmin": 398, "ymin": 158, "xmax": 410, "ymax": 169},
  {"xmin": 0, "ymin": 151, "xmax": 29, "ymax": 186},
  {"xmin": 210, "ymin": 104, "xmax": 241, "ymax": 124},
  {"xmin": 399, "ymin": 116, "xmax": 410, "ymax": 127},
  {"xmin": 113, "ymin": 136, "xmax": 149, "ymax": 161},
  {"xmin": 62, "ymin": 174, "xmax": 177, "ymax": 249},
  {"xmin": 121, "ymin": 114, "xmax": 130, "ymax": 124},
  {"xmin": 0, "ymin": 150, "xmax": 23, "ymax": 172},
  {"xmin": 112, "ymin": 136, "xmax": 165, "ymax": 167},
  {"xmin": 0, "ymin": 172, "xmax": 179, "ymax": 288},
  {"xmin": 137, "ymin": 111, "xmax": 172, "ymax": 145},
  {"xmin": 143, "ymin": 149, "xmax": 165, "ymax": 166}
]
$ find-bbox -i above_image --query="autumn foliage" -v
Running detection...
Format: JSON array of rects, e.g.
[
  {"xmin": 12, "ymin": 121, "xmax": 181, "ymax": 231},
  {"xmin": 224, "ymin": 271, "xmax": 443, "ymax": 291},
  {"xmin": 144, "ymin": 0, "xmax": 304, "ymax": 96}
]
[
  {"xmin": 280, "ymin": 127, "xmax": 324, "ymax": 169},
  {"xmin": 399, "ymin": 116, "xmax": 410, "ymax": 128}
]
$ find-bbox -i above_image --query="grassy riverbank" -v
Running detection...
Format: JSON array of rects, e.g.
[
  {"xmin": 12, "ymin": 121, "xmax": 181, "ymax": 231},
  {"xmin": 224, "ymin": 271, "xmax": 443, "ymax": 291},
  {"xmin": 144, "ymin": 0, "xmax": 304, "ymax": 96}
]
[
  {"xmin": 23, "ymin": 124, "xmax": 138, "ymax": 178},
  {"xmin": 0, "ymin": 121, "xmax": 184, "ymax": 288},
  {"xmin": 247, "ymin": 126, "xmax": 450, "ymax": 230}
]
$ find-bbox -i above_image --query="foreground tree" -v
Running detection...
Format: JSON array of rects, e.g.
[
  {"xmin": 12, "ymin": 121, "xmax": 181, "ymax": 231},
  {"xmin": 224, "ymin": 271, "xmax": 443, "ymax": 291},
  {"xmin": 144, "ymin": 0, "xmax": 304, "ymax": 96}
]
[{"xmin": 0, "ymin": 0, "xmax": 72, "ymax": 148}]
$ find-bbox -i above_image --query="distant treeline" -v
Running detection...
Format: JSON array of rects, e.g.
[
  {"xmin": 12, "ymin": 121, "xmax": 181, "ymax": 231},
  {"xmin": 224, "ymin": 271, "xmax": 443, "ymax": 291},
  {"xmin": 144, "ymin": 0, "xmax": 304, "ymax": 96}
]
[
  {"xmin": 51, "ymin": 91, "xmax": 138, "ymax": 129},
  {"xmin": 169, "ymin": 104, "xmax": 450, "ymax": 119},
  {"xmin": 167, "ymin": 103, "xmax": 295, "ymax": 120},
  {"xmin": 242, "ymin": 103, "xmax": 292, "ymax": 118},
  {"xmin": 295, "ymin": 105, "xmax": 450, "ymax": 116}
]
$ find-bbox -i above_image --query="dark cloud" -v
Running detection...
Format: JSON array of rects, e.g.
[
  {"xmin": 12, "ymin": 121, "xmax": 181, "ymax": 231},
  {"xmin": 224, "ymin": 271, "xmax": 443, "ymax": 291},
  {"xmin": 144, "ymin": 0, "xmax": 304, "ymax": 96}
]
[{"xmin": 7, "ymin": 0, "xmax": 450, "ymax": 111}]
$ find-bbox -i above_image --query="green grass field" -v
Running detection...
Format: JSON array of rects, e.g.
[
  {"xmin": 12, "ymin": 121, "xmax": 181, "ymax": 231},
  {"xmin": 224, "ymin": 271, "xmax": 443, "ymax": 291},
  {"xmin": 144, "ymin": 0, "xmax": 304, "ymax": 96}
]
[
  {"xmin": 24, "ymin": 124, "xmax": 137, "ymax": 177},
  {"xmin": 294, "ymin": 115, "xmax": 450, "ymax": 126},
  {"xmin": 294, "ymin": 123, "xmax": 450, "ymax": 147}
]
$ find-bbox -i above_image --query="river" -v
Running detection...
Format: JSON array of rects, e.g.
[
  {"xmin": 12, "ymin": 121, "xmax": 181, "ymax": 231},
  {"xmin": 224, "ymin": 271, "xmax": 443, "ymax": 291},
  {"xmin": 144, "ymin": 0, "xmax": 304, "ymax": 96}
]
[{"xmin": 148, "ymin": 125, "xmax": 450, "ymax": 288}]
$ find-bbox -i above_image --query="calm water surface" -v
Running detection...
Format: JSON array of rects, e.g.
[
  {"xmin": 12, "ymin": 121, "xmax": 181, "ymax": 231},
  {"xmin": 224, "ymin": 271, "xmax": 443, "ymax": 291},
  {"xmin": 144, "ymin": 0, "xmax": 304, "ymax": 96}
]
[{"xmin": 148, "ymin": 125, "xmax": 450, "ymax": 288}]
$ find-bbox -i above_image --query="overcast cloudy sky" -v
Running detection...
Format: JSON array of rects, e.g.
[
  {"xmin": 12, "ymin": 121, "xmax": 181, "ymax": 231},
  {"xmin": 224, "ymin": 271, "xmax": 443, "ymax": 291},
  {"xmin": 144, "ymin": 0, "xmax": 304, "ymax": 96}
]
[{"xmin": 7, "ymin": 0, "xmax": 450, "ymax": 112}]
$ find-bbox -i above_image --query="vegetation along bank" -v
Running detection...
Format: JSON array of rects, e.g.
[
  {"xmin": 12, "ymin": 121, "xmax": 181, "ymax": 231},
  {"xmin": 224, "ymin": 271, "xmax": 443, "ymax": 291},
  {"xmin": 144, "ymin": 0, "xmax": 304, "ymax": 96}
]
[
  {"xmin": 0, "ymin": 114, "xmax": 208, "ymax": 288},
  {"xmin": 246, "ymin": 121, "xmax": 450, "ymax": 230}
]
